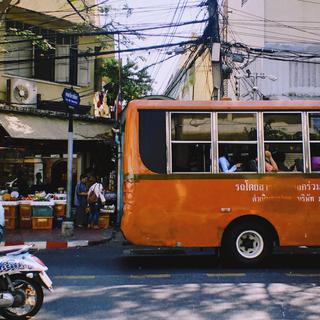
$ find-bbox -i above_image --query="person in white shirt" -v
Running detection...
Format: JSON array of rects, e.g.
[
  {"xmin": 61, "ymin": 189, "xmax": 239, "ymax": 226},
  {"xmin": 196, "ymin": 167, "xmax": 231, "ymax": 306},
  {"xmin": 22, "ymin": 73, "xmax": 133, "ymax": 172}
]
[
  {"xmin": 219, "ymin": 155, "xmax": 242, "ymax": 173},
  {"xmin": 87, "ymin": 177, "xmax": 106, "ymax": 229}
]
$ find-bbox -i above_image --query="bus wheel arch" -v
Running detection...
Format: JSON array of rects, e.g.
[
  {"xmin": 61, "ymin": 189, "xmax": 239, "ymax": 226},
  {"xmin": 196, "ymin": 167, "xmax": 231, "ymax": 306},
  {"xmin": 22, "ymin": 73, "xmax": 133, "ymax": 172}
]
[{"xmin": 221, "ymin": 215, "xmax": 279, "ymax": 265}]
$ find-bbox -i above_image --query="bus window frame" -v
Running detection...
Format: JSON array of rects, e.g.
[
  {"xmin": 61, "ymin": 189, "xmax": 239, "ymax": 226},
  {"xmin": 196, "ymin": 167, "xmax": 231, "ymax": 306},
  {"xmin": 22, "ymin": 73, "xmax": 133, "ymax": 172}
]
[
  {"xmin": 165, "ymin": 110, "xmax": 315, "ymax": 175},
  {"xmin": 262, "ymin": 111, "xmax": 305, "ymax": 173},
  {"xmin": 168, "ymin": 111, "xmax": 213, "ymax": 174},
  {"xmin": 308, "ymin": 112, "xmax": 320, "ymax": 173},
  {"xmin": 217, "ymin": 111, "xmax": 259, "ymax": 174}
]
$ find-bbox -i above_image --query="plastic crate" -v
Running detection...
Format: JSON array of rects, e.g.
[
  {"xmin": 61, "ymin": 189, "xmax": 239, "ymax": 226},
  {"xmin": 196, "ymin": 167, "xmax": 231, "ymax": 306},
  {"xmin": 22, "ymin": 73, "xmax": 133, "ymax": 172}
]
[
  {"xmin": 20, "ymin": 204, "xmax": 32, "ymax": 218},
  {"xmin": 32, "ymin": 206, "xmax": 53, "ymax": 217},
  {"xmin": 20, "ymin": 217, "xmax": 32, "ymax": 229},
  {"xmin": 98, "ymin": 214, "xmax": 109, "ymax": 229},
  {"xmin": 32, "ymin": 217, "xmax": 53, "ymax": 230},
  {"xmin": 54, "ymin": 204, "xmax": 66, "ymax": 217},
  {"xmin": 5, "ymin": 217, "xmax": 17, "ymax": 230},
  {"xmin": 3, "ymin": 205, "xmax": 17, "ymax": 218}
]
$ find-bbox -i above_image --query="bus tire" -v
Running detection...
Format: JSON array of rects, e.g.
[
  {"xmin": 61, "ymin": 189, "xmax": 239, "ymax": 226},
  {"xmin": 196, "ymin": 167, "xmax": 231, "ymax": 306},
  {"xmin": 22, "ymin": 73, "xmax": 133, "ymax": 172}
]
[{"xmin": 222, "ymin": 221, "xmax": 272, "ymax": 265}]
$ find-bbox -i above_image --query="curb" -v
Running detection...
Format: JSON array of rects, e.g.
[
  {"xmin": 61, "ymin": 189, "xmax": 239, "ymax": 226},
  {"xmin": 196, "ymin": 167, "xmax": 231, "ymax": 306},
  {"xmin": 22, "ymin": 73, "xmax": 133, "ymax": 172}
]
[{"xmin": 4, "ymin": 238, "xmax": 108, "ymax": 250}]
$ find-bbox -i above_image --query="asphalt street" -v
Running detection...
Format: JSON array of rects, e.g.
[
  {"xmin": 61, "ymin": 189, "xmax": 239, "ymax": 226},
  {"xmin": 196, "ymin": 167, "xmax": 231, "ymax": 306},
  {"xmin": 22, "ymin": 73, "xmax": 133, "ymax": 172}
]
[{"xmin": 4, "ymin": 245, "xmax": 320, "ymax": 320}]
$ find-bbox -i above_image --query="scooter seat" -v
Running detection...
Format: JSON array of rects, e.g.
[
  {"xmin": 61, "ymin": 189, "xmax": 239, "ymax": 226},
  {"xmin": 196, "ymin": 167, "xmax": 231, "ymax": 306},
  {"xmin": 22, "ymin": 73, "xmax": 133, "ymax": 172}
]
[{"xmin": 0, "ymin": 245, "xmax": 31, "ymax": 255}]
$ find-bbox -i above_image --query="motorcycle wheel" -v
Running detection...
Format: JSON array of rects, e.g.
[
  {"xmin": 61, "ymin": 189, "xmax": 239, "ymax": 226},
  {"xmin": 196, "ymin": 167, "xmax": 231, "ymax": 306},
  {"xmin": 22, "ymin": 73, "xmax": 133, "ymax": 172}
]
[{"xmin": 1, "ymin": 274, "xmax": 43, "ymax": 320}]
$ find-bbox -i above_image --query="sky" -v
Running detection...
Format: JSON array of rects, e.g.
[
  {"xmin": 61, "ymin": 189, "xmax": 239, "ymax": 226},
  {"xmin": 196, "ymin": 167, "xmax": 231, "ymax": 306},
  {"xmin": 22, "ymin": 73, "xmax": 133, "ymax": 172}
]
[{"xmin": 105, "ymin": 0, "xmax": 207, "ymax": 94}]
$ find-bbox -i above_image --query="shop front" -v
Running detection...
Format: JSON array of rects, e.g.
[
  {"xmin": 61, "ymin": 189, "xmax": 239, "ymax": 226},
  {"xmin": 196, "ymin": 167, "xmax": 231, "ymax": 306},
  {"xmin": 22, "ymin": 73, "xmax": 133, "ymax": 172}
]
[{"xmin": 0, "ymin": 109, "xmax": 116, "ymax": 231}]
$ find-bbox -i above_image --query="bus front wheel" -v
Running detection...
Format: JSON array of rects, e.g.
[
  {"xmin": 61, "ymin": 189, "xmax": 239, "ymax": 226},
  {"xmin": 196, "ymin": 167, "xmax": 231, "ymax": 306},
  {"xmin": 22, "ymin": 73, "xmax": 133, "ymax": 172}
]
[{"xmin": 222, "ymin": 221, "xmax": 272, "ymax": 265}]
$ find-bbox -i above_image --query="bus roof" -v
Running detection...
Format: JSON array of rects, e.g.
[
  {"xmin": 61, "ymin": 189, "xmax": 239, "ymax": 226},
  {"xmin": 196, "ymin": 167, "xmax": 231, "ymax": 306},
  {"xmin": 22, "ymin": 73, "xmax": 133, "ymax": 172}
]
[{"xmin": 128, "ymin": 99, "xmax": 320, "ymax": 111}]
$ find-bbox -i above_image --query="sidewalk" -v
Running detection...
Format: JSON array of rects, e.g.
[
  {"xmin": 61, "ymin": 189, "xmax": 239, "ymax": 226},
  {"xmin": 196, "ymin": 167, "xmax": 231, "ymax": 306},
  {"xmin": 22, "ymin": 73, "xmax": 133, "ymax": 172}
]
[{"xmin": 4, "ymin": 226, "xmax": 117, "ymax": 249}]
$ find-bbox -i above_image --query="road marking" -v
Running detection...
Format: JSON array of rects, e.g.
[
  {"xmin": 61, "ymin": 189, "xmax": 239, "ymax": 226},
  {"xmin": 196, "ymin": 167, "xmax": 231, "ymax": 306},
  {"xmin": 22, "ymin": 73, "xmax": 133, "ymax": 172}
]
[
  {"xmin": 130, "ymin": 274, "xmax": 171, "ymax": 279},
  {"xmin": 55, "ymin": 276, "xmax": 96, "ymax": 280},
  {"xmin": 206, "ymin": 273, "xmax": 246, "ymax": 277},
  {"xmin": 286, "ymin": 273, "xmax": 320, "ymax": 277}
]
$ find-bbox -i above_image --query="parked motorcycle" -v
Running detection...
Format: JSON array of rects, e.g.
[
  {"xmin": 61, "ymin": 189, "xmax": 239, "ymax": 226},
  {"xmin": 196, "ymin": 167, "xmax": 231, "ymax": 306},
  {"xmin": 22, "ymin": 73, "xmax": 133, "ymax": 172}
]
[{"xmin": 0, "ymin": 245, "xmax": 53, "ymax": 320}]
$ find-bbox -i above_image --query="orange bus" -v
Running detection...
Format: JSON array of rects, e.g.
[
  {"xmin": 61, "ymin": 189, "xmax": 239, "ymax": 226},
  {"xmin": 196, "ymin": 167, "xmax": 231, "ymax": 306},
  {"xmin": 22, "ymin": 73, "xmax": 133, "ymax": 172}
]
[{"xmin": 120, "ymin": 99, "xmax": 320, "ymax": 264}]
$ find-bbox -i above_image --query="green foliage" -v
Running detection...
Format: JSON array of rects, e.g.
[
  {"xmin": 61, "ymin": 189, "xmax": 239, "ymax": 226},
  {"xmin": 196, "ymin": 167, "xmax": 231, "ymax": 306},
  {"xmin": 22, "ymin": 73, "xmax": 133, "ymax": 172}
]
[
  {"xmin": 9, "ymin": 28, "xmax": 54, "ymax": 51},
  {"xmin": 99, "ymin": 58, "xmax": 152, "ymax": 105}
]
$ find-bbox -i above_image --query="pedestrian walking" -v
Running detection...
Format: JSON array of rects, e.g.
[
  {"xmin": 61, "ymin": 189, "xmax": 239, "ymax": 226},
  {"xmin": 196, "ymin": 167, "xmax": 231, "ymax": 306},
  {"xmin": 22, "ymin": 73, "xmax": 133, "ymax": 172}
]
[
  {"xmin": 87, "ymin": 177, "xmax": 105, "ymax": 229},
  {"xmin": 74, "ymin": 174, "xmax": 88, "ymax": 228}
]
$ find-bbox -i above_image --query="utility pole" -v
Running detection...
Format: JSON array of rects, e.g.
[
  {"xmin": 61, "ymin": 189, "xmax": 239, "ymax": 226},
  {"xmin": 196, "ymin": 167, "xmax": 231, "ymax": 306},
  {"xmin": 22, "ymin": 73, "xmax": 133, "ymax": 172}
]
[
  {"xmin": 115, "ymin": 33, "xmax": 122, "ymax": 229},
  {"xmin": 222, "ymin": 0, "xmax": 229, "ymax": 97},
  {"xmin": 207, "ymin": 0, "xmax": 222, "ymax": 100}
]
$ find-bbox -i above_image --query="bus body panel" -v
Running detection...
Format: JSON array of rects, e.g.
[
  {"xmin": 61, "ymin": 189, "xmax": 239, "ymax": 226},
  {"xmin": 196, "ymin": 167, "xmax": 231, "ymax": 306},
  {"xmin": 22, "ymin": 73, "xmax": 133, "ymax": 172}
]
[
  {"xmin": 121, "ymin": 100, "xmax": 320, "ymax": 249},
  {"xmin": 122, "ymin": 176, "xmax": 320, "ymax": 247}
]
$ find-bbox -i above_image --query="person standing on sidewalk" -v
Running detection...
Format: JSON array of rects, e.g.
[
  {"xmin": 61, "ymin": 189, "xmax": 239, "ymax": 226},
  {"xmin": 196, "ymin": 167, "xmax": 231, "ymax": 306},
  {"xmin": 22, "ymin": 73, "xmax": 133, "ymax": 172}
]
[
  {"xmin": 0, "ymin": 203, "xmax": 5, "ymax": 243},
  {"xmin": 87, "ymin": 177, "xmax": 105, "ymax": 229},
  {"xmin": 74, "ymin": 174, "xmax": 88, "ymax": 228}
]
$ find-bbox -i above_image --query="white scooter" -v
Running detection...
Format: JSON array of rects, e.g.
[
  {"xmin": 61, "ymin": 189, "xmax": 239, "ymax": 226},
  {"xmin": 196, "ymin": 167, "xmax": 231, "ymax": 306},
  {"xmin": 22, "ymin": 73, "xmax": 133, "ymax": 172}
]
[{"xmin": 0, "ymin": 245, "xmax": 53, "ymax": 320}]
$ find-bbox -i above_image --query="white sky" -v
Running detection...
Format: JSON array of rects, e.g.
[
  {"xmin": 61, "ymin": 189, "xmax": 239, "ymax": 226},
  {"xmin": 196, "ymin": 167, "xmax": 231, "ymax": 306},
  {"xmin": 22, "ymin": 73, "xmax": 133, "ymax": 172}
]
[{"xmin": 106, "ymin": 0, "xmax": 207, "ymax": 94}]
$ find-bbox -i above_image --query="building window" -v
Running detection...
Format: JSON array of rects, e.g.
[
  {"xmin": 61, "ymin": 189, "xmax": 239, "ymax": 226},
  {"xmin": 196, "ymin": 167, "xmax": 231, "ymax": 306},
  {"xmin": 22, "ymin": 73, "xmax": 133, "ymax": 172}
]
[
  {"xmin": 218, "ymin": 113, "xmax": 258, "ymax": 173},
  {"xmin": 55, "ymin": 45, "xmax": 70, "ymax": 83},
  {"xmin": 264, "ymin": 113, "xmax": 303, "ymax": 172},
  {"xmin": 171, "ymin": 113, "xmax": 211, "ymax": 173},
  {"xmin": 5, "ymin": 21, "xmax": 85, "ymax": 86},
  {"xmin": 4, "ymin": 36, "xmax": 33, "ymax": 78}
]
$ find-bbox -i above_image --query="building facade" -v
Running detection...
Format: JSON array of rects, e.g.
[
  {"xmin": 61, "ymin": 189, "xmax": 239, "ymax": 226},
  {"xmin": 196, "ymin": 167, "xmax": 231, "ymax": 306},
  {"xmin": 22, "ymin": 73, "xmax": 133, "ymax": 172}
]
[
  {"xmin": 165, "ymin": 0, "xmax": 320, "ymax": 101},
  {"xmin": 0, "ymin": 0, "xmax": 116, "ymax": 198}
]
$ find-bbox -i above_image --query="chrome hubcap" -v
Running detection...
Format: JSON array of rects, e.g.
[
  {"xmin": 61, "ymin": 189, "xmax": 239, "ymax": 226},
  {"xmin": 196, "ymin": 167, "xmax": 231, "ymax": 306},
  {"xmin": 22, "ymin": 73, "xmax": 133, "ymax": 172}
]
[{"xmin": 236, "ymin": 230, "xmax": 264, "ymax": 259}]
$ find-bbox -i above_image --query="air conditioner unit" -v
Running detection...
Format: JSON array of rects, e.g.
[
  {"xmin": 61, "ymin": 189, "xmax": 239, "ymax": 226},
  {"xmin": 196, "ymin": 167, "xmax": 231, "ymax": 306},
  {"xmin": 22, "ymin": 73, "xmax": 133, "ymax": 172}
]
[{"xmin": 11, "ymin": 78, "xmax": 37, "ymax": 106}]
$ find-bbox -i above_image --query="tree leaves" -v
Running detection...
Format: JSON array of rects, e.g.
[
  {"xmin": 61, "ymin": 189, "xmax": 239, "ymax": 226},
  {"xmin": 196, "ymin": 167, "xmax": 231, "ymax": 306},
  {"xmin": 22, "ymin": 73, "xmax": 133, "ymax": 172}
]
[{"xmin": 99, "ymin": 58, "xmax": 152, "ymax": 106}]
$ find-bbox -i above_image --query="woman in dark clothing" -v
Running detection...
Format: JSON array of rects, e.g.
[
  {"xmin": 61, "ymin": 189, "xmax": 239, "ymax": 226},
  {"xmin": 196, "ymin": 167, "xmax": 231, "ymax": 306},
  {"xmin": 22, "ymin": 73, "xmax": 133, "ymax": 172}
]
[{"xmin": 74, "ymin": 174, "xmax": 88, "ymax": 227}]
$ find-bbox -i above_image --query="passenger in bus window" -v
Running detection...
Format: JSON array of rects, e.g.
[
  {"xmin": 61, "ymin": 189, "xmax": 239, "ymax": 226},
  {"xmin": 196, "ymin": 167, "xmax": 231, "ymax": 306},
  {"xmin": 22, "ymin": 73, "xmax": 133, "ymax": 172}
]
[
  {"xmin": 244, "ymin": 148, "xmax": 258, "ymax": 172},
  {"xmin": 273, "ymin": 151, "xmax": 290, "ymax": 171},
  {"xmin": 219, "ymin": 152, "xmax": 242, "ymax": 173},
  {"xmin": 290, "ymin": 158, "xmax": 303, "ymax": 172},
  {"xmin": 265, "ymin": 150, "xmax": 278, "ymax": 172}
]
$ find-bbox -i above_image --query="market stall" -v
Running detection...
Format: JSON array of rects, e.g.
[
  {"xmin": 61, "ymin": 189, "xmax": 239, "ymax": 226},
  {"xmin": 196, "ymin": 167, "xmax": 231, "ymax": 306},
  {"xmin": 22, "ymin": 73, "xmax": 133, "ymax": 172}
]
[{"xmin": 0, "ymin": 192, "xmax": 66, "ymax": 230}]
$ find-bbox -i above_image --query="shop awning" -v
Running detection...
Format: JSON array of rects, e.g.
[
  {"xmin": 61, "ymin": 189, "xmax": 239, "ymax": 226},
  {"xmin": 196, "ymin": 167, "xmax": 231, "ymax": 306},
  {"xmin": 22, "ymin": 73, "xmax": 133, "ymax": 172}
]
[{"xmin": 0, "ymin": 113, "xmax": 113, "ymax": 141}]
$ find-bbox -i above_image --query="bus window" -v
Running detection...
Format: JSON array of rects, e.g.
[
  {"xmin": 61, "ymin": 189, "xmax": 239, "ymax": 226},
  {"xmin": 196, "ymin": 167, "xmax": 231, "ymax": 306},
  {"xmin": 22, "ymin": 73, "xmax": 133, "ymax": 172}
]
[
  {"xmin": 264, "ymin": 113, "xmax": 303, "ymax": 172},
  {"xmin": 309, "ymin": 113, "xmax": 320, "ymax": 171},
  {"xmin": 218, "ymin": 143, "xmax": 258, "ymax": 172},
  {"xmin": 218, "ymin": 113, "xmax": 257, "ymax": 173},
  {"xmin": 265, "ymin": 143, "xmax": 303, "ymax": 172},
  {"xmin": 264, "ymin": 113, "xmax": 302, "ymax": 140},
  {"xmin": 139, "ymin": 110, "xmax": 167, "ymax": 173},
  {"xmin": 171, "ymin": 113, "xmax": 211, "ymax": 141},
  {"xmin": 171, "ymin": 113, "xmax": 211, "ymax": 173},
  {"xmin": 309, "ymin": 113, "xmax": 320, "ymax": 140},
  {"xmin": 172, "ymin": 143, "xmax": 211, "ymax": 172},
  {"xmin": 218, "ymin": 113, "xmax": 257, "ymax": 141}
]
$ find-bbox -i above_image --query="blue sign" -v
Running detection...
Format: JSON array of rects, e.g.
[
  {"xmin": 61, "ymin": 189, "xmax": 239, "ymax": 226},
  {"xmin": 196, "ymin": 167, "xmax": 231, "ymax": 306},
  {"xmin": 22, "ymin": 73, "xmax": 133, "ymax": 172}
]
[{"xmin": 62, "ymin": 88, "xmax": 80, "ymax": 108}]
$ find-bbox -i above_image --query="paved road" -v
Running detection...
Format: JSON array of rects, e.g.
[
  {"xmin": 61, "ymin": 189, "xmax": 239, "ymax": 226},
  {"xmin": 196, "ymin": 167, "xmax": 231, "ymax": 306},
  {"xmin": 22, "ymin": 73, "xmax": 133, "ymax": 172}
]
[{"xmin": 7, "ymin": 245, "xmax": 320, "ymax": 319}]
